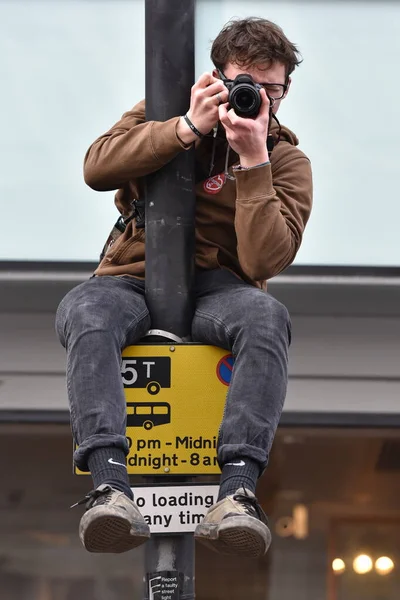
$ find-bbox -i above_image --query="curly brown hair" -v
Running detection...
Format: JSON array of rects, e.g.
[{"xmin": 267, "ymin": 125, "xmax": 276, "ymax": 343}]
[{"xmin": 211, "ymin": 17, "xmax": 302, "ymax": 80}]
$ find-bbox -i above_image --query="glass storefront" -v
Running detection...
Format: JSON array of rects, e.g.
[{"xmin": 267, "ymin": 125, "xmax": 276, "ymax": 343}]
[{"xmin": 1, "ymin": 423, "xmax": 399, "ymax": 599}]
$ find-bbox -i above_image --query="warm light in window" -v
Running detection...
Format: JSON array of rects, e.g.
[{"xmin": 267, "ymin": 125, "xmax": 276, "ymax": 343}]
[
  {"xmin": 332, "ymin": 558, "xmax": 346, "ymax": 574},
  {"xmin": 353, "ymin": 554, "xmax": 373, "ymax": 574},
  {"xmin": 292, "ymin": 504, "xmax": 309, "ymax": 540},
  {"xmin": 375, "ymin": 557, "xmax": 395, "ymax": 575}
]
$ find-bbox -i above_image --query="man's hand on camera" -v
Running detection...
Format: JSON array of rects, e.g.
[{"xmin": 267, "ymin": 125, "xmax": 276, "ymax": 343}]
[
  {"xmin": 176, "ymin": 72, "xmax": 228, "ymax": 145},
  {"xmin": 219, "ymin": 87, "xmax": 270, "ymax": 168}
]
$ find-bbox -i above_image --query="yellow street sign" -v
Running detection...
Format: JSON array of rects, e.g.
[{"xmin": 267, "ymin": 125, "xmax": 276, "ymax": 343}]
[{"xmin": 76, "ymin": 344, "xmax": 233, "ymax": 476}]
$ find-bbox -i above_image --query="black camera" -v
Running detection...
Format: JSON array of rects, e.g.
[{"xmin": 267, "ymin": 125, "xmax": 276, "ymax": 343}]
[{"xmin": 224, "ymin": 74, "xmax": 263, "ymax": 118}]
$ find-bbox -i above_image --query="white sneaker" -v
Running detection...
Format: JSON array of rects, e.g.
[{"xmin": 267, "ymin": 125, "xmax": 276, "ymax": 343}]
[
  {"xmin": 73, "ymin": 484, "xmax": 150, "ymax": 553},
  {"xmin": 194, "ymin": 487, "xmax": 271, "ymax": 558}
]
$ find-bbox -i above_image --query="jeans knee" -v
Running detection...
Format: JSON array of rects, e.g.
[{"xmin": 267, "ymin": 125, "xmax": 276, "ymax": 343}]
[
  {"xmin": 55, "ymin": 284, "xmax": 109, "ymax": 346},
  {"xmin": 262, "ymin": 294, "xmax": 291, "ymax": 344},
  {"xmin": 237, "ymin": 293, "xmax": 291, "ymax": 346},
  {"xmin": 55, "ymin": 292, "xmax": 71, "ymax": 346},
  {"xmin": 267, "ymin": 294, "xmax": 291, "ymax": 326},
  {"xmin": 70, "ymin": 298, "xmax": 110, "ymax": 333}
]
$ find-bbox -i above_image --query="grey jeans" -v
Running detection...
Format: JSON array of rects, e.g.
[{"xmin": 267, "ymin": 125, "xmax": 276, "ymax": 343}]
[{"xmin": 55, "ymin": 269, "xmax": 291, "ymax": 472}]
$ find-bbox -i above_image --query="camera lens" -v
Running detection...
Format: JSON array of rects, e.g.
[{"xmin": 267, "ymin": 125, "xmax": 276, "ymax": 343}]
[
  {"xmin": 236, "ymin": 91, "xmax": 254, "ymax": 110},
  {"xmin": 230, "ymin": 83, "xmax": 261, "ymax": 117}
]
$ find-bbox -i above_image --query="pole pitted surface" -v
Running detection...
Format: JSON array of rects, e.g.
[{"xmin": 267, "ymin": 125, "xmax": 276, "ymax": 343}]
[
  {"xmin": 143, "ymin": 1, "xmax": 196, "ymax": 598},
  {"xmin": 145, "ymin": 0, "xmax": 196, "ymax": 340}
]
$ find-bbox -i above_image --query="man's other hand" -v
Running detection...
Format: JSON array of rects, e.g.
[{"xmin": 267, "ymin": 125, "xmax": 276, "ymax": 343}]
[
  {"xmin": 177, "ymin": 72, "xmax": 229, "ymax": 144},
  {"xmin": 219, "ymin": 87, "xmax": 271, "ymax": 168}
]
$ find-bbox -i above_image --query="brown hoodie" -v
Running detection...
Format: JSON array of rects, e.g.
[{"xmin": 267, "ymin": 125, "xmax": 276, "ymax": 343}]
[{"xmin": 84, "ymin": 100, "xmax": 312, "ymax": 288}]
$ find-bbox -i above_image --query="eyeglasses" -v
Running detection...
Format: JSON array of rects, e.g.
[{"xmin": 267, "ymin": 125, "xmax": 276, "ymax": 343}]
[{"xmin": 217, "ymin": 69, "xmax": 288, "ymax": 100}]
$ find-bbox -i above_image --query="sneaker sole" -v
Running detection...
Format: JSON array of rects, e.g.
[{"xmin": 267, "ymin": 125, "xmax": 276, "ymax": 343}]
[
  {"xmin": 80, "ymin": 512, "xmax": 150, "ymax": 553},
  {"xmin": 195, "ymin": 516, "xmax": 271, "ymax": 558}
]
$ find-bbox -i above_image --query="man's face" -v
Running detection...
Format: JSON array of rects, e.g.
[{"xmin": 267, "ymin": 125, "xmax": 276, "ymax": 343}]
[{"xmin": 214, "ymin": 61, "xmax": 290, "ymax": 113}]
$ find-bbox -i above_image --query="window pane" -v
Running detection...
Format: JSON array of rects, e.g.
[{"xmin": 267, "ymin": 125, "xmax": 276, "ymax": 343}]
[
  {"xmin": 196, "ymin": 1, "xmax": 400, "ymax": 267},
  {"xmin": 153, "ymin": 406, "xmax": 168, "ymax": 415},
  {"xmin": 0, "ymin": 0, "xmax": 145, "ymax": 262},
  {"xmin": 1, "ymin": 1, "xmax": 399, "ymax": 267}
]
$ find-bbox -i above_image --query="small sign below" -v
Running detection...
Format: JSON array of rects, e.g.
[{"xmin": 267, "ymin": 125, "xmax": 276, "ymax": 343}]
[
  {"xmin": 134, "ymin": 485, "xmax": 219, "ymax": 534},
  {"xmin": 148, "ymin": 570, "xmax": 180, "ymax": 600}
]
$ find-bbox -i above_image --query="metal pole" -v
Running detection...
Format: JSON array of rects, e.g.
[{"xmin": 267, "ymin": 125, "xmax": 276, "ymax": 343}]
[
  {"xmin": 143, "ymin": 535, "xmax": 195, "ymax": 600},
  {"xmin": 144, "ymin": 0, "xmax": 196, "ymax": 340},
  {"xmin": 142, "ymin": 1, "xmax": 196, "ymax": 598}
]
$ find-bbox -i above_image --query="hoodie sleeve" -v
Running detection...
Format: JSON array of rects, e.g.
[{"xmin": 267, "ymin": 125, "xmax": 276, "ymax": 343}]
[
  {"xmin": 84, "ymin": 100, "xmax": 190, "ymax": 191},
  {"xmin": 234, "ymin": 143, "xmax": 313, "ymax": 281}
]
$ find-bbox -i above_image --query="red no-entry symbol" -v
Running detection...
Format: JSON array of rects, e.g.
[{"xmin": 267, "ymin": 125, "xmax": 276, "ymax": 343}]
[{"xmin": 216, "ymin": 354, "xmax": 234, "ymax": 386}]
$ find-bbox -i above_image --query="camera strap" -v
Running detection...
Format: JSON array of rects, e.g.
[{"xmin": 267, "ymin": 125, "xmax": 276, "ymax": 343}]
[
  {"xmin": 98, "ymin": 198, "xmax": 145, "ymax": 262},
  {"xmin": 267, "ymin": 109, "xmax": 282, "ymax": 153}
]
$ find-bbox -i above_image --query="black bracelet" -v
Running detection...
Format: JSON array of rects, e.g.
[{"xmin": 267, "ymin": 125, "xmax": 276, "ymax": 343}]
[{"xmin": 183, "ymin": 114, "xmax": 204, "ymax": 139}]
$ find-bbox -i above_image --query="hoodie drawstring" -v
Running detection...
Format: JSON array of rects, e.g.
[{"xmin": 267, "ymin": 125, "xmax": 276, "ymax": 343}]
[
  {"xmin": 208, "ymin": 126, "xmax": 218, "ymax": 177},
  {"xmin": 224, "ymin": 145, "xmax": 235, "ymax": 181}
]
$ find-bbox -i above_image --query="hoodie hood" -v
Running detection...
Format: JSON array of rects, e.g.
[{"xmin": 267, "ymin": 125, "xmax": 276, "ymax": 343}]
[{"xmin": 270, "ymin": 115, "xmax": 299, "ymax": 146}]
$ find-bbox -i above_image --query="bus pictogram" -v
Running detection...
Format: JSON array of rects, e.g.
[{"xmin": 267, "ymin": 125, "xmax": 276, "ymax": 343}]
[{"xmin": 126, "ymin": 402, "xmax": 171, "ymax": 430}]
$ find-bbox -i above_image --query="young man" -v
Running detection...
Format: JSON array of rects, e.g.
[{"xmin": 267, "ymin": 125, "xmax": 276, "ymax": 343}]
[{"xmin": 56, "ymin": 17, "xmax": 312, "ymax": 558}]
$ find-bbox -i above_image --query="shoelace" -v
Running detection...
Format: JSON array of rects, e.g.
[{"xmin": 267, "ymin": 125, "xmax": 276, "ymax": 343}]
[
  {"xmin": 233, "ymin": 488, "xmax": 269, "ymax": 525},
  {"xmin": 70, "ymin": 485, "xmax": 113, "ymax": 510}
]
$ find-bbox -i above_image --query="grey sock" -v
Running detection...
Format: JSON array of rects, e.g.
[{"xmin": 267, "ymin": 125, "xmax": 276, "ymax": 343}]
[
  {"xmin": 87, "ymin": 447, "xmax": 133, "ymax": 500},
  {"xmin": 218, "ymin": 458, "xmax": 260, "ymax": 501}
]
